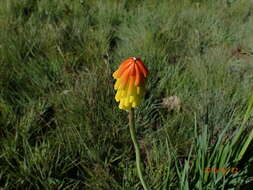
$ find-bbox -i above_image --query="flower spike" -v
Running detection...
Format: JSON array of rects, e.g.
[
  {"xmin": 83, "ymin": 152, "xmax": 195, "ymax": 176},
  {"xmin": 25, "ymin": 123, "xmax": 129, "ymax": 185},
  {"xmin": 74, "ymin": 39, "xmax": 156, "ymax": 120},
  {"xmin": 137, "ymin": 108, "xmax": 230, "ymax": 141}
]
[{"xmin": 113, "ymin": 57, "xmax": 149, "ymax": 110}]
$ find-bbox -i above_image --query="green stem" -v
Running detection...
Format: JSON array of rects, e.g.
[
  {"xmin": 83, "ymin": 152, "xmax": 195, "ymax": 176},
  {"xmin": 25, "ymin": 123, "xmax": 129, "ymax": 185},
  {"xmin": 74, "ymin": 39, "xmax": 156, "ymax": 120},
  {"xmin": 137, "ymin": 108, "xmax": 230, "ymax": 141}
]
[{"xmin": 129, "ymin": 108, "xmax": 149, "ymax": 190}]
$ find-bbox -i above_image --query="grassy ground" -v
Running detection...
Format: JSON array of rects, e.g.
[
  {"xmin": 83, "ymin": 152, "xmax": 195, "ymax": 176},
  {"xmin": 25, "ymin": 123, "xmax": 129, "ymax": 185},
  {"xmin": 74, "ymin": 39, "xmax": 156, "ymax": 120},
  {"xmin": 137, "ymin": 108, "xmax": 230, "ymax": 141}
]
[{"xmin": 1, "ymin": 0, "xmax": 253, "ymax": 189}]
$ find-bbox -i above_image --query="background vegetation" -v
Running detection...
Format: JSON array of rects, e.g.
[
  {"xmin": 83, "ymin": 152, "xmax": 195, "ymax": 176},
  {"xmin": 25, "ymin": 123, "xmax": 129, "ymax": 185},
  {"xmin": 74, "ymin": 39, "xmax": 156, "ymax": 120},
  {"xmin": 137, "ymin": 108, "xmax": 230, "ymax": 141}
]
[{"xmin": 0, "ymin": 0, "xmax": 253, "ymax": 189}]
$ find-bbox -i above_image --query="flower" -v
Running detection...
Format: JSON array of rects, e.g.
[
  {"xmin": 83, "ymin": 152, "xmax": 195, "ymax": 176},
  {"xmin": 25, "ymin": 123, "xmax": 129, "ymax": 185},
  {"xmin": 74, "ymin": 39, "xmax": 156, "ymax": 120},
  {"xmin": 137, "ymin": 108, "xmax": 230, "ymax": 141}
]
[{"xmin": 113, "ymin": 57, "xmax": 149, "ymax": 110}]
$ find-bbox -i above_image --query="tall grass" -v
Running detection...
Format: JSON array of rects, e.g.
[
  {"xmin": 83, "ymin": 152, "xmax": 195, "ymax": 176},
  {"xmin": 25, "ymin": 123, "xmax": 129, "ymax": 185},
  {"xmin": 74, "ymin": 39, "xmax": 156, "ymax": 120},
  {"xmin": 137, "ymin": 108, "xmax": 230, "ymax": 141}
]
[{"xmin": 0, "ymin": 0, "xmax": 253, "ymax": 189}]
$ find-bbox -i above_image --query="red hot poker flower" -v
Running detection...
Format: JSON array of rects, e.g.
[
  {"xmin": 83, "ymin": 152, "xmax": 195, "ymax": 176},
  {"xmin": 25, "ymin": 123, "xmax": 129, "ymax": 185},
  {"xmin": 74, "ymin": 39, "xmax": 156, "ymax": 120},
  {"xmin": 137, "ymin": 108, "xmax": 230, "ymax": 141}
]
[{"xmin": 113, "ymin": 57, "xmax": 149, "ymax": 110}]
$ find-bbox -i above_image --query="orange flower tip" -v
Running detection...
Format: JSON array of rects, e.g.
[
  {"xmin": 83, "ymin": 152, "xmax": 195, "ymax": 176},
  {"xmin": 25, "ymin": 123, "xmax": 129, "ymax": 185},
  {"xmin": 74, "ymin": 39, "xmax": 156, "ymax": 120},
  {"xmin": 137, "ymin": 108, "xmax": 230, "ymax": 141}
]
[
  {"xmin": 134, "ymin": 64, "xmax": 140, "ymax": 86},
  {"xmin": 113, "ymin": 71, "xmax": 118, "ymax": 79},
  {"xmin": 137, "ymin": 61, "xmax": 148, "ymax": 78},
  {"xmin": 115, "ymin": 61, "xmax": 133, "ymax": 78}
]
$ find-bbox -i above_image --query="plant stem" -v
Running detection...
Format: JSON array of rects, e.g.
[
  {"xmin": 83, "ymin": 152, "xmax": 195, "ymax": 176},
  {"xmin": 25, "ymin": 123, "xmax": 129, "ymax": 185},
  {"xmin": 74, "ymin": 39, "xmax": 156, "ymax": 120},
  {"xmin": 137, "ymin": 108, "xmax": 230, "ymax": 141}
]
[{"xmin": 128, "ymin": 108, "xmax": 149, "ymax": 190}]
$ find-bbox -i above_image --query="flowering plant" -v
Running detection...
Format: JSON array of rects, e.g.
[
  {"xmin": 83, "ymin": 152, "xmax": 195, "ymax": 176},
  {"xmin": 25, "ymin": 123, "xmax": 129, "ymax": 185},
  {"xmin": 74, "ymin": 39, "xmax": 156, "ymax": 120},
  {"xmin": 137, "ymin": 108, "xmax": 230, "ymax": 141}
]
[{"xmin": 113, "ymin": 57, "xmax": 149, "ymax": 190}]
